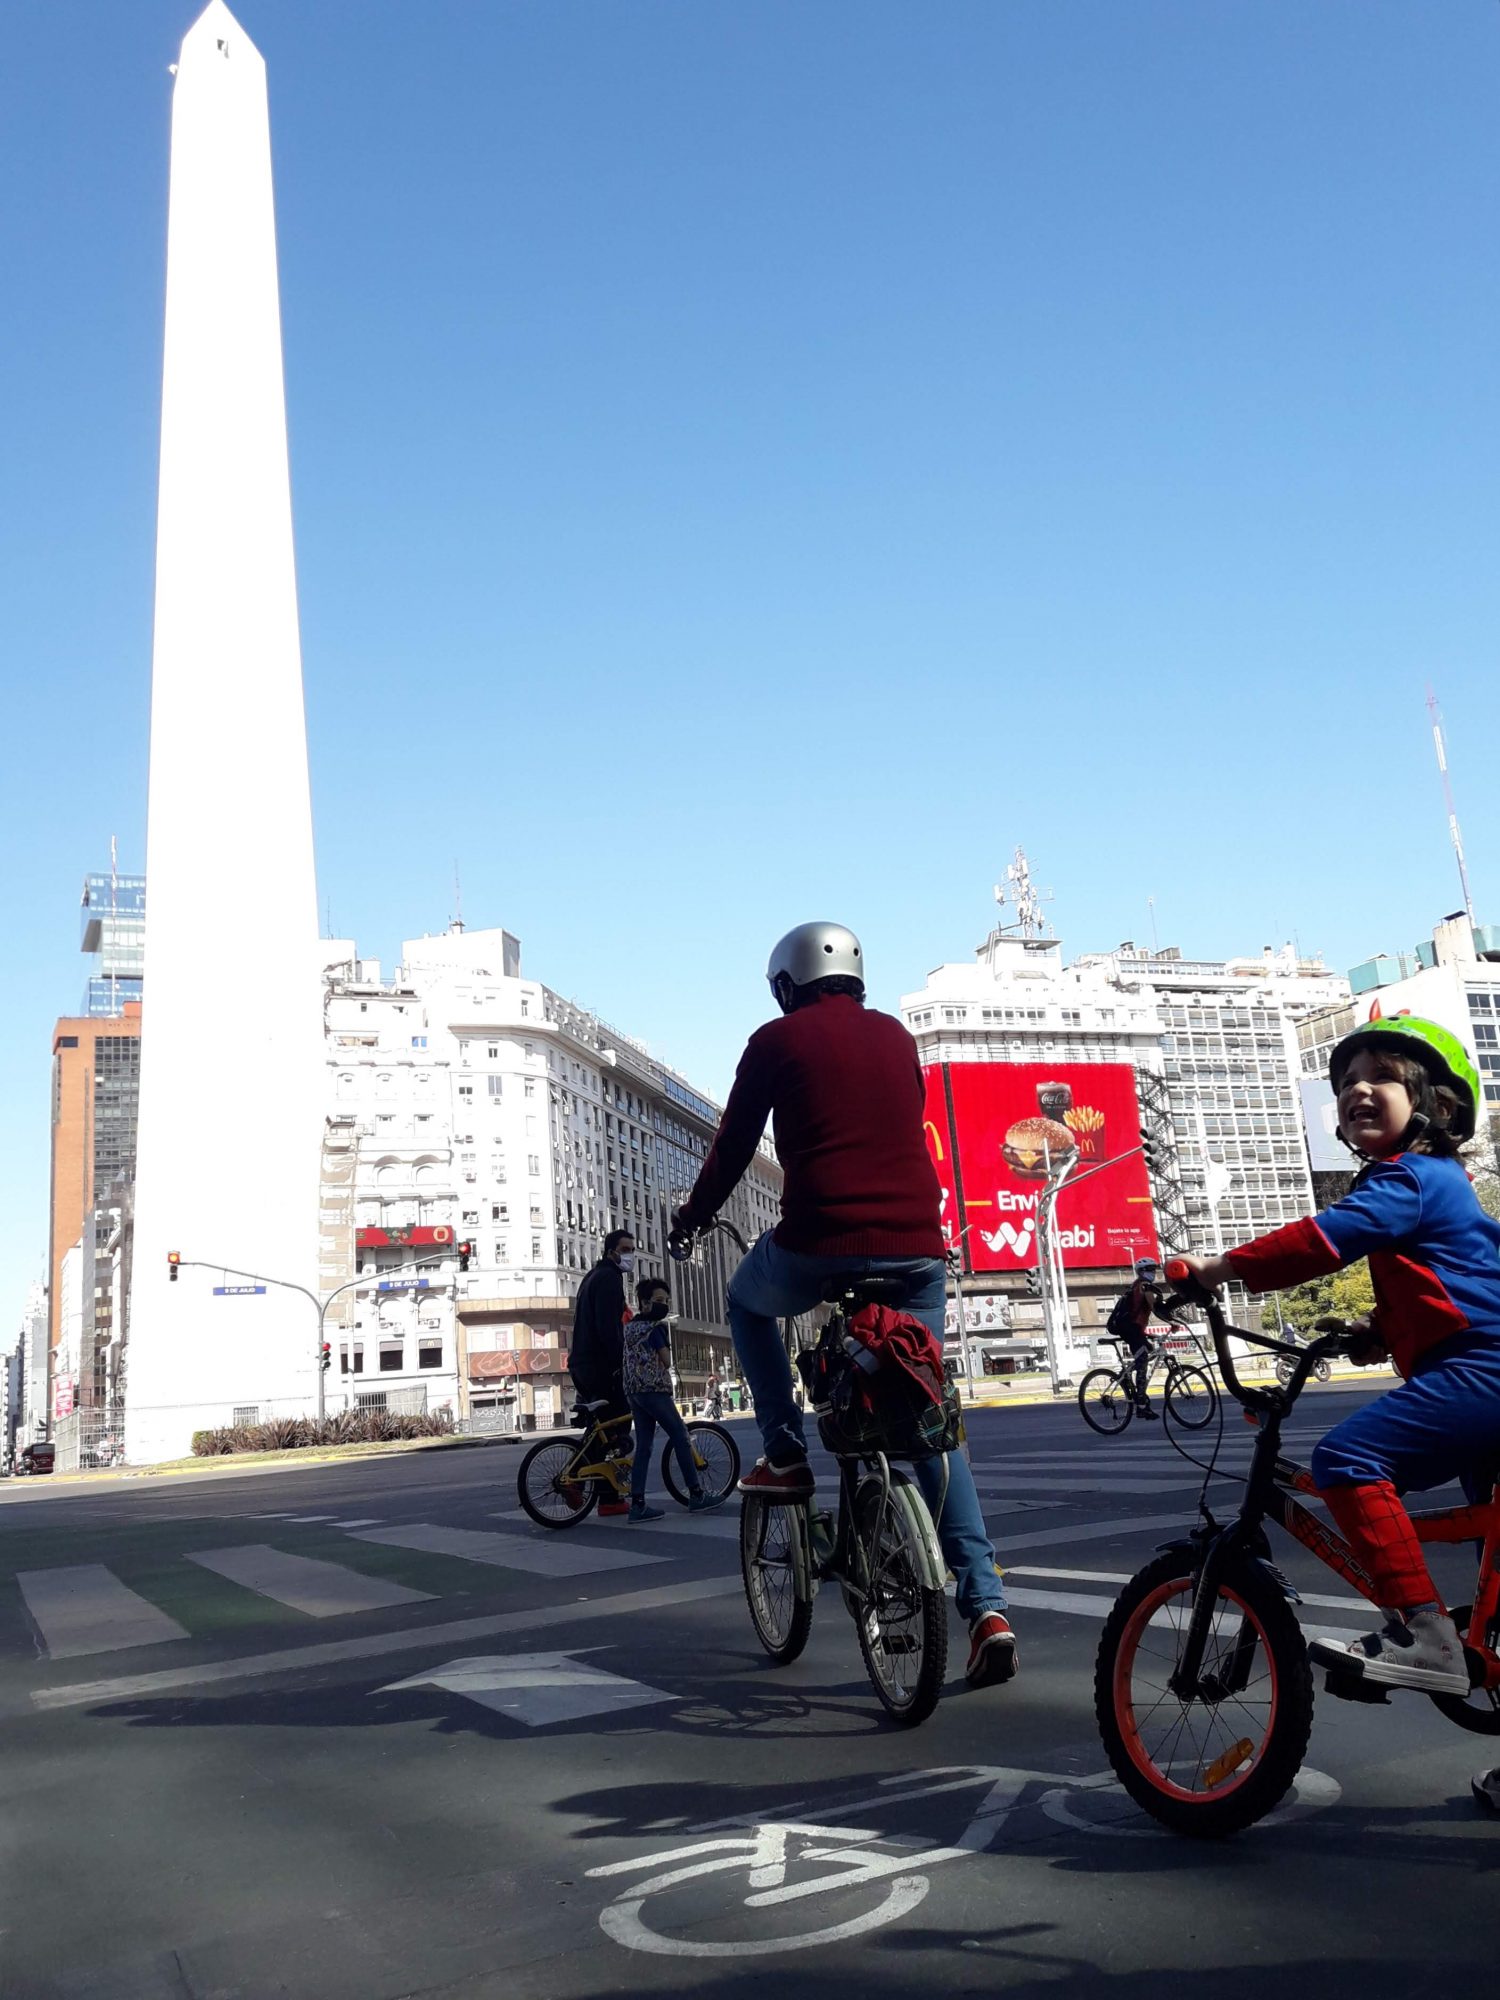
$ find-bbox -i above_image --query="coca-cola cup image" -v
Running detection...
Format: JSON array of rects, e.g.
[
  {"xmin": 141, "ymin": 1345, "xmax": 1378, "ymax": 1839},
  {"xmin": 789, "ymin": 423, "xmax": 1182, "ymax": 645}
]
[{"xmin": 1037, "ymin": 1081, "xmax": 1072, "ymax": 1126}]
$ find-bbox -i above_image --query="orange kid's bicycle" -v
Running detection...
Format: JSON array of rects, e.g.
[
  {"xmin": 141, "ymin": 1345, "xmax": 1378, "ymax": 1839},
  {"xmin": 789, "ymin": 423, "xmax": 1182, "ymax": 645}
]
[{"xmin": 1094, "ymin": 1260, "xmax": 1500, "ymax": 1837}]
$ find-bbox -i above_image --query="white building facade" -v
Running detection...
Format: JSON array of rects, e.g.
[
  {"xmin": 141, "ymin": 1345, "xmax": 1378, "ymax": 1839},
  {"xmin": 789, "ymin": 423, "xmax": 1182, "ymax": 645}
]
[
  {"xmin": 901, "ymin": 926, "xmax": 1349, "ymax": 1363},
  {"xmin": 322, "ymin": 928, "xmax": 781, "ymax": 1427}
]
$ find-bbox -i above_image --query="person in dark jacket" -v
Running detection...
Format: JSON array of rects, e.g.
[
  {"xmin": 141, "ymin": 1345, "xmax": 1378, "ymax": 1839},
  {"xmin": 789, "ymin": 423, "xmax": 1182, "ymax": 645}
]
[
  {"xmin": 570, "ymin": 1229, "xmax": 634, "ymax": 1436},
  {"xmin": 1108, "ymin": 1257, "xmax": 1168, "ymax": 1416},
  {"xmin": 670, "ymin": 922, "xmax": 1018, "ymax": 1690}
]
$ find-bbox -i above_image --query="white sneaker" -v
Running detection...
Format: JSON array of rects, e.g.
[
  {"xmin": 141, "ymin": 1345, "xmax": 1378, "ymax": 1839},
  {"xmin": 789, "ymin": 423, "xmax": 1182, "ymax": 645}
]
[{"xmin": 1309, "ymin": 1610, "xmax": 1469, "ymax": 1695}]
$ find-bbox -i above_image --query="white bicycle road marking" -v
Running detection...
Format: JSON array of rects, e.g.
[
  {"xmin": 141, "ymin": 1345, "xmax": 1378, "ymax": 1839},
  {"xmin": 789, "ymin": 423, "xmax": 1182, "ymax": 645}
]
[{"xmin": 588, "ymin": 1760, "xmax": 1290, "ymax": 1958}]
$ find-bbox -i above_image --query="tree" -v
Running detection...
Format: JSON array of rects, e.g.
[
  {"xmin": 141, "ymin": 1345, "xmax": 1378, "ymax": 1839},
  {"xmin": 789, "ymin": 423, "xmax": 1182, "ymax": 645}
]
[
  {"xmin": 1471, "ymin": 1171, "xmax": 1500, "ymax": 1223},
  {"xmin": 1261, "ymin": 1262, "xmax": 1374, "ymax": 1333}
]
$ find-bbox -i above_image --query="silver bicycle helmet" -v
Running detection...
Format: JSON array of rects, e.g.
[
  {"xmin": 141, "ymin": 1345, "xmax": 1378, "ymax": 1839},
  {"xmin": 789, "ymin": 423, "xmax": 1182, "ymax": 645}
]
[{"xmin": 767, "ymin": 922, "xmax": 864, "ymax": 1012}]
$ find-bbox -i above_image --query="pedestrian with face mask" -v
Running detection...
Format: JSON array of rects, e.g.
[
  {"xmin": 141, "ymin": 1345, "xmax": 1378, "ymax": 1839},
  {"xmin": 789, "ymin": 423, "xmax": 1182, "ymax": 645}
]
[{"xmin": 623, "ymin": 1276, "xmax": 726, "ymax": 1523}]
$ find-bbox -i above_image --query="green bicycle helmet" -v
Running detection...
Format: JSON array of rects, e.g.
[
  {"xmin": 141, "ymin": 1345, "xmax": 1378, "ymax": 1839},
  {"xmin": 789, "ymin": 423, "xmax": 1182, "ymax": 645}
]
[{"xmin": 1328, "ymin": 1014, "xmax": 1480, "ymax": 1144}]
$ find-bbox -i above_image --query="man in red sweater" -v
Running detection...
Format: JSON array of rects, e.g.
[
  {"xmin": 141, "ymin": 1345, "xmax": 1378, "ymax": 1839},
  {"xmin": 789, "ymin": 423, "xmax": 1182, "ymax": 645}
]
[{"xmin": 670, "ymin": 922, "xmax": 1017, "ymax": 1687}]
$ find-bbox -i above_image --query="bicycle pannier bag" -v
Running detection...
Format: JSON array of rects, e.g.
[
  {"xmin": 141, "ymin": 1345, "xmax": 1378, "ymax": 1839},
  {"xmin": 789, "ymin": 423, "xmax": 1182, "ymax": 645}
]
[{"xmin": 797, "ymin": 1304, "xmax": 961, "ymax": 1460}]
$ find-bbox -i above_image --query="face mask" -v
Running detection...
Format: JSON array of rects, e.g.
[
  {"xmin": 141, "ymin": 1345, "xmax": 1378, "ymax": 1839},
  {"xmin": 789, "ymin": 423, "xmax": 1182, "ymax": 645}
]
[
  {"xmin": 617, "ymin": 1252, "xmax": 635, "ymax": 1272},
  {"xmin": 647, "ymin": 1300, "xmax": 670, "ymax": 1321}
]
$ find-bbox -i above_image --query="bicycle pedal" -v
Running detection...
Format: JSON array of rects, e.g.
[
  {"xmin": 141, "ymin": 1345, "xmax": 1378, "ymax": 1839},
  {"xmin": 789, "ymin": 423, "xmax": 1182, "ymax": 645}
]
[{"xmin": 1323, "ymin": 1668, "xmax": 1390, "ymax": 1706}]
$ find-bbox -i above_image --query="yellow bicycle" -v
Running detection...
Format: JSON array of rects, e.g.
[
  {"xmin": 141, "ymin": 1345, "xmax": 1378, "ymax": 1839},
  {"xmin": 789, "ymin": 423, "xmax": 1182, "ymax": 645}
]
[{"xmin": 517, "ymin": 1406, "xmax": 740, "ymax": 1528}]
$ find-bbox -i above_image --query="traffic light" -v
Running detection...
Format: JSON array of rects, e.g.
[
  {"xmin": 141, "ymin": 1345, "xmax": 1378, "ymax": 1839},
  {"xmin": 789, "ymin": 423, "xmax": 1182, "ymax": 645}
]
[
  {"xmin": 320, "ymin": 1343, "xmax": 332, "ymax": 1373},
  {"xmin": 1024, "ymin": 1268, "xmax": 1043, "ymax": 1297},
  {"xmin": 457, "ymin": 1239, "xmax": 474, "ymax": 1272},
  {"xmin": 167, "ymin": 1251, "xmax": 181, "ymax": 1283},
  {"xmin": 1141, "ymin": 1132, "xmax": 1166, "ymax": 1176}
]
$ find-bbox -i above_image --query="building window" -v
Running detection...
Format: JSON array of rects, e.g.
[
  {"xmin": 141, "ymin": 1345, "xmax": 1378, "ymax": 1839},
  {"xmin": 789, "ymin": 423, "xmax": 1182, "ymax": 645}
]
[
  {"xmin": 488, "ymin": 1044, "xmax": 500, "ymax": 1059},
  {"xmin": 524, "ymin": 1079, "xmax": 536, "ymax": 1099},
  {"xmin": 411, "ymin": 1036, "xmax": 427, "ymax": 1049},
  {"xmin": 418, "ymin": 1344, "xmax": 443, "ymax": 1370},
  {"xmin": 233, "ymin": 1404, "xmax": 260, "ymax": 1426},
  {"xmin": 339, "ymin": 1348, "xmax": 366, "ymax": 1375},
  {"xmin": 379, "ymin": 1346, "xmax": 404, "ymax": 1373},
  {"xmin": 528, "ymin": 1155, "xmax": 540, "ymax": 1177},
  {"xmin": 488, "ymin": 1076, "xmax": 504, "ymax": 1098}
]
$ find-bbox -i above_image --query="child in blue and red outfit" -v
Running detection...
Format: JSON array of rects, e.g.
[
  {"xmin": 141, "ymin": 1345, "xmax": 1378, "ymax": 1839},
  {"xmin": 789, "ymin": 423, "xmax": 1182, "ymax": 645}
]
[{"xmin": 1178, "ymin": 1015, "xmax": 1500, "ymax": 1697}]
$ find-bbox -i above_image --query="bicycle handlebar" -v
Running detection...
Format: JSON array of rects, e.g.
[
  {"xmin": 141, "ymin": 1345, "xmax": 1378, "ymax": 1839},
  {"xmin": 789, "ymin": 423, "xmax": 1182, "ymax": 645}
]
[
  {"xmin": 669, "ymin": 1216, "xmax": 749, "ymax": 1262},
  {"xmin": 1161, "ymin": 1259, "xmax": 1355, "ymax": 1411}
]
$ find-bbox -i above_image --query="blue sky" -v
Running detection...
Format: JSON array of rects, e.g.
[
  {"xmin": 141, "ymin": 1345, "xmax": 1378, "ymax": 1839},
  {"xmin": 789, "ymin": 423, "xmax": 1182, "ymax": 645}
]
[{"xmin": 4, "ymin": 0, "xmax": 1500, "ymax": 1331}]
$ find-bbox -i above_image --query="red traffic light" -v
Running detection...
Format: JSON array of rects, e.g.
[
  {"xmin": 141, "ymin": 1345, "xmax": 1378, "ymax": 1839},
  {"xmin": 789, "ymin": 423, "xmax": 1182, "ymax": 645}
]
[
  {"xmin": 167, "ymin": 1251, "xmax": 182, "ymax": 1283},
  {"xmin": 319, "ymin": 1342, "xmax": 333, "ymax": 1372},
  {"xmin": 457, "ymin": 1240, "xmax": 474, "ymax": 1272}
]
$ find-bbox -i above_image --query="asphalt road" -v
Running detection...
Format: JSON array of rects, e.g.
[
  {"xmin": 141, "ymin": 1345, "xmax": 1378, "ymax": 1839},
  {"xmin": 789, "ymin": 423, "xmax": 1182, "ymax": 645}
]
[{"xmin": 3, "ymin": 1386, "xmax": 1497, "ymax": 2000}]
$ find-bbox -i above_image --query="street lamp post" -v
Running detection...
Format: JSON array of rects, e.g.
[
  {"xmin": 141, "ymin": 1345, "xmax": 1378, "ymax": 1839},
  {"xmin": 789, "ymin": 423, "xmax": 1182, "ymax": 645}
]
[
  {"xmin": 174, "ymin": 1253, "xmax": 456, "ymax": 1422},
  {"xmin": 945, "ymin": 1225, "xmax": 980, "ymax": 1389}
]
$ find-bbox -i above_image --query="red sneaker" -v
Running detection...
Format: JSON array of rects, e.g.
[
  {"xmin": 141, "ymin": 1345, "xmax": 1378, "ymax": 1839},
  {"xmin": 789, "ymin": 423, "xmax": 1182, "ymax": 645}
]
[
  {"xmin": 598, "ymin": 1499, "xmax": 631, "ymax": 1517},
  {"xmin": 966, "ymin": 1612, "xmax": 1017, "ymax": 1687},
  {"xmin": 737, "ymin": 1457, "xmax": 815, "ymax": 1500}
]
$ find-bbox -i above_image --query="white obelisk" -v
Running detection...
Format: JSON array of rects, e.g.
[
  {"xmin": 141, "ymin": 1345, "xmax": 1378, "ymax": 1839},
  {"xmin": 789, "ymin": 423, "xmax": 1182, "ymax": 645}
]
[{"xmin": 128, "ymin": 1, "xmax": 324, "ymax": 1462}]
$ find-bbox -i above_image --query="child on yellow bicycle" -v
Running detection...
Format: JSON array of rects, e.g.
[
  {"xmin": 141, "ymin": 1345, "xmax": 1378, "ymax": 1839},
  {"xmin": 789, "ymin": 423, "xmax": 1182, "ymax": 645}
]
[{"xmin": 1177, "ymin": 1015, "xmax": 1500, "ymax": 1697}]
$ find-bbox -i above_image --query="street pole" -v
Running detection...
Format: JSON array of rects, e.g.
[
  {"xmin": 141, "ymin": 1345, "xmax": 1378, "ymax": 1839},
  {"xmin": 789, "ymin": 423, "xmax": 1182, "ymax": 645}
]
[
  {"xmin": 946, "ymin": 1225, "xmax": 979, "ymax": 1388},
  {"xmin": 1036, "ymin": 1152, "xmax": 1078, "ymax": 1395},
  {"xmin": 175, "ymin": 1253, "xmax": 455, "ymax": 1425}
]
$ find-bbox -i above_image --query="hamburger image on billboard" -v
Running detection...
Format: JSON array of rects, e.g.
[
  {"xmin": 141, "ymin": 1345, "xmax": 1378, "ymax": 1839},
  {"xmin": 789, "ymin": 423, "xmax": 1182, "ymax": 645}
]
[{"xmin": 1000, "ymin": 1116, "xmax": 1077, "ymax": 1180}]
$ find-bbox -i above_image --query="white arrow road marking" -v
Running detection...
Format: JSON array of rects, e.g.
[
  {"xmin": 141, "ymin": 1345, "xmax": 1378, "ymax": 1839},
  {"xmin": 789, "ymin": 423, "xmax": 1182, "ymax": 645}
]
[{"xmin": 377, "ymin": 1650, "xmax": 676, "ymax": 1727}]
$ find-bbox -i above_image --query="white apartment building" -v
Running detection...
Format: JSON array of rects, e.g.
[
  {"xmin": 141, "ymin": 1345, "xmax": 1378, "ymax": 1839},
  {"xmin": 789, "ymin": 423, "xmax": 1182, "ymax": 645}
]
[
  {"xmin": 900, "ymin": 925, "xmax": 1349, "ymax": 1358},
  {"xmin": 1079, "ymin": 943, "xmax": 1349, "ymax": 1253},
  {"xmin": 323, "ymin": 927, "xmax": 780, "ymax": 1427}
]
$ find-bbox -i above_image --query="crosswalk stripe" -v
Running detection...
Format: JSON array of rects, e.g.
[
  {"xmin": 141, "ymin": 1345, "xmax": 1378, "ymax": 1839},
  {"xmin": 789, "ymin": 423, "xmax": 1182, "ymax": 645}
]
[
  {"xmin": 188, "ymin": 1546, "xmax": 434, "ymax": 1618},
  {"xmin": 18, "ymin": 1565, "xmax": 189, "ymax": 1660},
  {"xmin": 351, "ymin": 1523, "xmax": 663, "ymax": 1578},
  {"xmin": 1006, "ymin": 1563, "xmax": 1372, "ymax": 1615}
]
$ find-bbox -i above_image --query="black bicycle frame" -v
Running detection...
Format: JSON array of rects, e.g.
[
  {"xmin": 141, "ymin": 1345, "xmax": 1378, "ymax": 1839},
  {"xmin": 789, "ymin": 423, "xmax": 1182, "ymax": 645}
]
[{"xmin": 1165, "ymin": 1298, "xmax": 1354, "ymax": 1699}]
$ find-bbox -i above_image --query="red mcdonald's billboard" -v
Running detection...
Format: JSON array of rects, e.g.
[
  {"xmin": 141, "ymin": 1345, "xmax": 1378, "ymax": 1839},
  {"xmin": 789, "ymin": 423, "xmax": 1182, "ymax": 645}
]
[{"xmin": 922, "ymin": 1063, "xmax": 1158, "ymax": 1274}]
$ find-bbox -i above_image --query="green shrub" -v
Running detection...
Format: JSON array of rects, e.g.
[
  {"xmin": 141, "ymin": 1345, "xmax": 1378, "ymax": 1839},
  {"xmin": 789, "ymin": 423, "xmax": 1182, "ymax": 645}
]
[{"xmin": 189, "ymin": 1408, "xmax": 455, "ymax": 1457}]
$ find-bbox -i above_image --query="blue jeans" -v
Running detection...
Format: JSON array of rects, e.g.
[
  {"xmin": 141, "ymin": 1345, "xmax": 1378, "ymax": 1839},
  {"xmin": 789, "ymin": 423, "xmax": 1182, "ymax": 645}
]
[
  {"xmin": 727, "ymin": 1232, "xmax": 1005, "ymax": 1624},
  {"xmin": 629, "ymin": 1391, "xmax": 699, "ymax": 1503}
]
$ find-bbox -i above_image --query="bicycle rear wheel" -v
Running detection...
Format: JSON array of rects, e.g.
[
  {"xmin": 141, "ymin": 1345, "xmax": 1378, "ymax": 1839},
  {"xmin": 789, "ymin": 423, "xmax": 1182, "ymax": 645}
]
[
  {"xmin": 740, "ymin": 1496, "xmax": 813, "ymax": 1663},
  {"xmin": 517, "ymin": 1436, "xmax": 599, "ymax": 1529},
  {"xmin": 1095, "ymin": 1549, "xmax": 1313, "ymax": 1837},
  {"xmin": 661, "ymin": 1421, "xmax": 740, "ymax": 1505},
  {"xmin": 1079, "ymin": 1367, "xmax": 1135, "ymax": 1435},
  {"xmin": 1164, "ymin": 1365, "xmax": 1218, "ymax": 1430},
  {"xmin": 853, "ymin": 1479, "xmax": 948, "ymax": 1726}
]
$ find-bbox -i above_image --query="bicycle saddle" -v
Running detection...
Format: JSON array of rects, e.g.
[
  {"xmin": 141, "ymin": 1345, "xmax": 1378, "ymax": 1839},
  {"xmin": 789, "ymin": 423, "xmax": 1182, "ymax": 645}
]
[{"xmin": 822, "ymin": 1274, "xmax": 911, "ymax": 1309}]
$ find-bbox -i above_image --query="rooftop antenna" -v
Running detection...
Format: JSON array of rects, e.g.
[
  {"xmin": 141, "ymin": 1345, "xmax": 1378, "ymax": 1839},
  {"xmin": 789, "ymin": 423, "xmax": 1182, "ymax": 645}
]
[
  {"xmin": 1427, "ymin": 686, "xmax": 1476, "ymax": 925},
  {"xmin": 452, "ymin": 860, "xmax": 465, "ymax": 934},
  {"xmin": 1148, "ymin": 894, "xmax": 1159, "ymax": 954},
  {"xmin": 994, "ymin": 846, "xmax": 1054, "ymax": 940}
]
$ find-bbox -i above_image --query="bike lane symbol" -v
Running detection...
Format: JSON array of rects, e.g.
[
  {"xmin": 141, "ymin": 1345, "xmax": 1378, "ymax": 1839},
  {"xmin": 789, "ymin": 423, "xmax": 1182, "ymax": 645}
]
[
  {"xmin": 587, "ymin": 1761, "xmax": 1342, "ymax": 1957},
  {"xmin": 587, "ymin": 1764, "xmax": 1097, "ymax": 1959}
]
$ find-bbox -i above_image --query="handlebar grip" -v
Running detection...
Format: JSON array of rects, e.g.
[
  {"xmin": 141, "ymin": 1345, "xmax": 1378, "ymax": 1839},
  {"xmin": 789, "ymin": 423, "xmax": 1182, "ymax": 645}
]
[{"xmin": 1165, "ymin": 1259, "xmax": 1189, "ymax": 1282}]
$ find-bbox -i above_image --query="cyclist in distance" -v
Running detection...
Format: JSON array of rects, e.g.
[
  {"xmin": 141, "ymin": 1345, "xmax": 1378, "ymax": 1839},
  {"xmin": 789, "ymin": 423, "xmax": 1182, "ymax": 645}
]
[
  {"xmin": 1106, "ymin": 1256, "xmax": 1171, "ymax": 1417},
  {"xmin": 669, "ymin": 922, "xmax": 1017, "ymax": 1687},
  {"xmin": 1174, "ymin": 1016, "xmax": 1500, "ymax": 1696}
]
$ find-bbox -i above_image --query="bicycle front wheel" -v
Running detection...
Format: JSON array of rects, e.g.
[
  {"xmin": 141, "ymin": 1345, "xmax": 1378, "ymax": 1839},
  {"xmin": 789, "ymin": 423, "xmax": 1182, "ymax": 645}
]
[
  {"xmin": 661, "ymin": 1421, "xmax": 740, "ymax": 1506},
  {"xmin": 1095, "ymin": 1549, "xmax": 1313, "ymax": 1838},
  {"xmin": 1164, "ymin": 1365, "xmax": 1219, "ymax": 1431},
  {"xmin": 1079, "ymin": 1367, "xmax": 1135, "ymax": 1435},
  {"xmin": 516, "ymin": 1436, "xmax": 598, "ymax": 1530},
  {"xmin": 739, "ymin": 1496, "xmax": 814, "ymax": 1663},
  {"xmin": 852, "ymin": 1479, "xmax": 948, "ymax": 1726}
]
